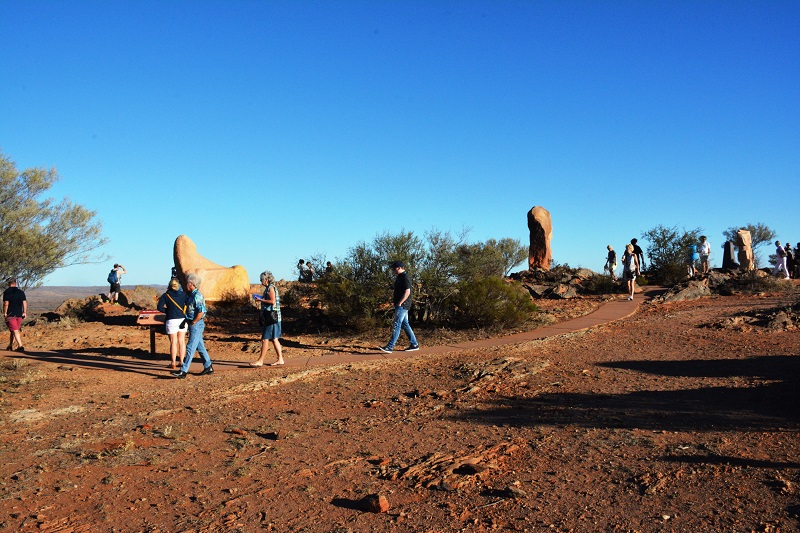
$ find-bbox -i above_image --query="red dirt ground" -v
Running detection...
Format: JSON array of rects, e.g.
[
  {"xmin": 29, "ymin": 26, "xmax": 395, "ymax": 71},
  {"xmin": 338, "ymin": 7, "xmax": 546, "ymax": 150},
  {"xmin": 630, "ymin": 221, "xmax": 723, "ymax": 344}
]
[{"xmin": 1, "ymin": 287, "xmax": 798, "ymax": 532}]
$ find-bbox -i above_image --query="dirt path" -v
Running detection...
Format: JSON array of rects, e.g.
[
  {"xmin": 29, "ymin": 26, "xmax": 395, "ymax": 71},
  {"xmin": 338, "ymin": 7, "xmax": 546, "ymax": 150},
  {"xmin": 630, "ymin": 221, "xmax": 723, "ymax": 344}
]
[{"xmin": 1, "ymin": 287, "xmax": 797, "ymax": 533}]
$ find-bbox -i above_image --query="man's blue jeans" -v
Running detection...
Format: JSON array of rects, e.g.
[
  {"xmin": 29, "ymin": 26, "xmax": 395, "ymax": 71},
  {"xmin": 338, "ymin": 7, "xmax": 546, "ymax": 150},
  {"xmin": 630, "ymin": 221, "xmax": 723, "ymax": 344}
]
[
  {"xmin": 180, "ymin": 320, "xmax": 212, "ymax": 372},
  {"xmin": 386, "ymin": 306, "xmax": 417, "ymax": 350}
]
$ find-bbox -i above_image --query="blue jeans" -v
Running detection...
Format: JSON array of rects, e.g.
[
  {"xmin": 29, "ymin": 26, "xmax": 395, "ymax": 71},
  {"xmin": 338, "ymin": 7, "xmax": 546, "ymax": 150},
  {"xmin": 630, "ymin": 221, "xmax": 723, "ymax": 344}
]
[
  {"xmin": 386, "ymin": 306, "xmax": 417, "ymax": 350},
  {"xmin": 180, "ymin": 320, "xmax": 212, "ymax": 372}
]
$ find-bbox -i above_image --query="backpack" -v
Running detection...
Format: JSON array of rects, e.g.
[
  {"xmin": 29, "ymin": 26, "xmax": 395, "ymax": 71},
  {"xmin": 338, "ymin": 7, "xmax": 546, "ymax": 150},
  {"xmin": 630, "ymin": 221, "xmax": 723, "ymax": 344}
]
[{"xmin": 107, "ymin": 269, "xmax": 119, "ymax": 284}]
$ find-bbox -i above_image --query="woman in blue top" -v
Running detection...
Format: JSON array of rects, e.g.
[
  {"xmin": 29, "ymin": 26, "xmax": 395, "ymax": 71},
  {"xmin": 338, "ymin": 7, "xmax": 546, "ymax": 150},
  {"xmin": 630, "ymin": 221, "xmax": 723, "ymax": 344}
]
[
  {"xmin": 250, "ymin": 270, "xmax": 284, "ymax": 367},
  {"xmin": 157, "ymin": 278, "xmax": 188, "ymax": 369}
]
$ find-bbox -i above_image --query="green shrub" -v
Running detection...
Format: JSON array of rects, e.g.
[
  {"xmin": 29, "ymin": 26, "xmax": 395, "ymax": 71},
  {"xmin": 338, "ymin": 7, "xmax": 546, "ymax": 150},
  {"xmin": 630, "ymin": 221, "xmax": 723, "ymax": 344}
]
[{"xmin": 451, "ymin": 277, "xmax": 537, "ymax": 329}]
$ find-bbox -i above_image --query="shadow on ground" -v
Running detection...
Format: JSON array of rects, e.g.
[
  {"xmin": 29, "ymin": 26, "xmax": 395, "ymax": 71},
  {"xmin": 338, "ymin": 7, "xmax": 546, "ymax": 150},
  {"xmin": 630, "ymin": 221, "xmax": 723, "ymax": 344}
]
[{"xmin": 449, "ymin": 354, "xmax": 800, "ymax": 433}]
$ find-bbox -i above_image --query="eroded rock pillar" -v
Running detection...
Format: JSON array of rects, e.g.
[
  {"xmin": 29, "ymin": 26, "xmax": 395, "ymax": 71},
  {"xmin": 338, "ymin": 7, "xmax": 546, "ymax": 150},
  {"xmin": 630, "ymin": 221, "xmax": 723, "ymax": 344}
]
[{"xmin": 527, "ymin": 206, "xmax": 552, "ymax": 271}]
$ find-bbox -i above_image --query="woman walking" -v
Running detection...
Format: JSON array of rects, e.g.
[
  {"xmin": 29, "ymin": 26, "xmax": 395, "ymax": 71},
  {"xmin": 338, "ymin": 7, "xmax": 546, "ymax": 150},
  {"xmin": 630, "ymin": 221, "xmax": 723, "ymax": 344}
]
[
  {"xmin": 622, "ymin": 243, "xmax": 641, "ymax": 301},
  {"xmin": 250, "ymin": 270, "xmax": 284, "ymax": 367}
]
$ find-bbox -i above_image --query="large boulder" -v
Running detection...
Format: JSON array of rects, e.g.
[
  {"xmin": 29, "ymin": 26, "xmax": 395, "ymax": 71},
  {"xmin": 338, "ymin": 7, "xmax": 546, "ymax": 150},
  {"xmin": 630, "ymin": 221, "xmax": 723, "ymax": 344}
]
[
  {"xmin": 173, "ymin": 235, "xmax": 250, "ymax": 302},
  {"xmin": 527, "ymin": 206, "xmax": 553, "ymax": 270}
]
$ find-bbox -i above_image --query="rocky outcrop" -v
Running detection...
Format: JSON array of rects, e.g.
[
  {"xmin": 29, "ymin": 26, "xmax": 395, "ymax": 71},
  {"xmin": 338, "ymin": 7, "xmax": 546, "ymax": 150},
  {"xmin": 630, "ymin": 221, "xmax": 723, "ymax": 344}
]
[
  {"xmin": 527, "ymin": 206, "xmax": 552, "ymax": 271},
  {"xmin": 512, "ymin": 267, "xmax": 599, "ymax": 299},
  {"xmin": 173, "ymin": 235, "xmax": 250, "ymax": 302}
]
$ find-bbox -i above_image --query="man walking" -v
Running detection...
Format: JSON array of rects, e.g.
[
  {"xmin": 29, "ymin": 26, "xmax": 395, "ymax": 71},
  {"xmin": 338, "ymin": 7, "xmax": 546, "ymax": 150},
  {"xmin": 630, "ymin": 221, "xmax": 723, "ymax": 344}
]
[
  {"xmin": 107, "ymin": 263, "xmax": 126, "ymax": 305},
  {"xmin": 3, "ymin": 278, "xmax": 27, "ymax": 352},
  {"xmin": 378, "ymin": 261, "xmax": 419, "ymax": 353},
  {"xmin": 171, "ymin": 273, "xmax": 214, "ymax": 378}
]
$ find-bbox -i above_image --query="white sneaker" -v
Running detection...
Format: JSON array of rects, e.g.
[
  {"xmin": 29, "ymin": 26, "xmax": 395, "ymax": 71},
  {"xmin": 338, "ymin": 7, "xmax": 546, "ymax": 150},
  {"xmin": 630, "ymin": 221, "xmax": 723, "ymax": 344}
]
[{"xmin": 627, "ymin": 296, "xmax": 633, "ymax": 301}]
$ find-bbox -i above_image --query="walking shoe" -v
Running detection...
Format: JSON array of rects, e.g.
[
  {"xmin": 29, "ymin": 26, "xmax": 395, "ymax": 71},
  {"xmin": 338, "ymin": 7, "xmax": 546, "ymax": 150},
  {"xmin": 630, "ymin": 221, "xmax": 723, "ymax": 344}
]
[
  {"xmin": 627, "ymin": 296, "xmax": 633, "ymax": 301},
  {"xmin": 378, "ymin": 346, "xmax": 393, "ymax": 354},
  {"xmin": 405, "ymin": 344, "xmax": 420, "ymax": 351},
  {"xmin": 198, "ymin": 365, "xmax": 214, "ymax": 376},
  {"xmin": 171, "ymin": 370, "xmax": 187, "ymax": 379},
  {"xmin": 15, "ymin": 346, "xmax": 24, "ymax": 353},
  {"xmin": 5, "ymin": 344, "xmax": 12, "ymax": 351}
]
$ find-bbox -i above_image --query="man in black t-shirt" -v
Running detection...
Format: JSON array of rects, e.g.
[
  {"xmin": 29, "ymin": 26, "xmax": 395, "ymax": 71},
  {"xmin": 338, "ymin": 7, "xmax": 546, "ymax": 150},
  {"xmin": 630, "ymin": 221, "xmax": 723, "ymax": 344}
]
[
  {"xmin": 378, "ymin": 261, "xmax": 419, "ymax": 353},
  {"xmin": 631, "ymin": 238, "xmax": 646, "ymax": 271},
  {"xmin": 3, "ymin": 278, "xmax": 27, "ymax": 352}
]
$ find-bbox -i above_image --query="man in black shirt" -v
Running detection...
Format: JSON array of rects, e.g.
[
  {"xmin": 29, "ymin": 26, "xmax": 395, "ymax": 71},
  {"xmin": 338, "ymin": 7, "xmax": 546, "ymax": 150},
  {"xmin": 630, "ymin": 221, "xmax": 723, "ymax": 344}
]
[
  {"xmin": 378, "ymin": 261, "xmax": 419, "ymax": 353},
  {"xmin": 631, "ymin": 238, "xmax": 646, "ymax": 271},
  {"xmin": 3, "ymin": 278, "xmax": 27, "ymax": 352}
]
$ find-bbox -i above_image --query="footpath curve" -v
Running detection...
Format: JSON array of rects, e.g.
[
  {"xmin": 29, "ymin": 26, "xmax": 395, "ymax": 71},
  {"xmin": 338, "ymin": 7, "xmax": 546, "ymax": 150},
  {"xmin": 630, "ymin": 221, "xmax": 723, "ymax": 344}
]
[{"xmin": 290, "ymin": 286, "xmax": 661, "ymax": 370}]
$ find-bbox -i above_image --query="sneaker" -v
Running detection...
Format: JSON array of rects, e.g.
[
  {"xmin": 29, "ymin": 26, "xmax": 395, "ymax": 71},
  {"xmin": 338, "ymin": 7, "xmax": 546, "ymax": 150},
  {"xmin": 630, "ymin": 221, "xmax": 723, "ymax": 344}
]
[
  {"xmin": 5, "ymin": 345, "xmax": 12, "ymax": 351},
  {"xmin": 16, "ymin": 346, "xmax": 25, "ymax": 353},
  {"xmin": 627, "ymin": 296, "xmax": 633, "ymax": 301},
  {"xmin": 378, "ymin": 346, "xmax": 393, "ymax": 354},
  {"xmin": 198, "ymin": 365, "xmax": 214, "ymax": 376},
  {"xmin": 405, "ymin": 344, "xmax": 420, "ymax": 351},
  {"xmin": 171, "ymin": 370, "xmax": 187, "ymax": 379}
]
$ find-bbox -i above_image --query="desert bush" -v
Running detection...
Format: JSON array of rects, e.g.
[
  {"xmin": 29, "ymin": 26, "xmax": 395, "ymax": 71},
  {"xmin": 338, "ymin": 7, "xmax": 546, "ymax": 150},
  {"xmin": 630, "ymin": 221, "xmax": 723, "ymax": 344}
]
[
  {"xmin": 316, "ymin": 229, "xmax": 536, "ymax": 330},
  {"xmin": 718, "ymin": 270, "xmax": 791, "ymax": 295},
  {"xmin": 582, "ymin": 274, "xmax": 619, "ymax": 295},
  {"xmin": 642, "ymin": 225, "xmax": 703, "ymax": 285},
  {"xmin": 451, "ymin": 277, "xmax": 538, "ymax": 329}
]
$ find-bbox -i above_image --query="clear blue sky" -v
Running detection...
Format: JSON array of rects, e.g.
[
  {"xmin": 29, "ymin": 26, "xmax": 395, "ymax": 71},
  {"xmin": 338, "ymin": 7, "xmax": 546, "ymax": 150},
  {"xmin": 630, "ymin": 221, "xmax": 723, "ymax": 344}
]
[{"xmin": 2, "ymin": 1, "xmax": 798, "ymax": 285}]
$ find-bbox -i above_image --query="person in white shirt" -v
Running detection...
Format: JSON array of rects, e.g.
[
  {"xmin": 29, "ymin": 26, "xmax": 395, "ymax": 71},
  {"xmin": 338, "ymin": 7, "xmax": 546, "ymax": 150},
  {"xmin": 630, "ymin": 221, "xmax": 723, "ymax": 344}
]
[{"xmin": 698, "ymin": 236, "xmax": 711, "ymax": 275}]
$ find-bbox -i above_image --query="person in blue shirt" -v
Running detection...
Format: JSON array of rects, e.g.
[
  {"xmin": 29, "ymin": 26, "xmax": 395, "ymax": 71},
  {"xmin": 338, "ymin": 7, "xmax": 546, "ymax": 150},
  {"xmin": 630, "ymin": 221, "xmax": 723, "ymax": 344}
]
[{"xmin": 171, "ymin": 273, "xmax": 213, "ymax": 378}]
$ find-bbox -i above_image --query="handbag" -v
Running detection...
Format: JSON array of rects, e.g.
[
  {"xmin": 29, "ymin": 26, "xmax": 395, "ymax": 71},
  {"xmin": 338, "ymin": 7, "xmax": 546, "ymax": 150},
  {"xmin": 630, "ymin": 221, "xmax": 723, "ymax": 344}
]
[{"xmin": 259, "ymin": 308, "xmax": 278, "ymax": 327}]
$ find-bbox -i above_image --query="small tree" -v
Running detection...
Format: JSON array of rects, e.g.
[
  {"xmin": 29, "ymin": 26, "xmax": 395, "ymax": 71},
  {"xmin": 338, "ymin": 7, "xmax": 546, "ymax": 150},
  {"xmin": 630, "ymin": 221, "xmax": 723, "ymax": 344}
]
[
  {"xmin": 0, "ymin": 151, "xmax": 107, "ymax": 288},
  {"xmin": 722, "ymin": 223, "xmax": 777, "ymax": 268},
  {"xmin": 642, "ymin": 224, "xmax": 703, "ymax": 285}
]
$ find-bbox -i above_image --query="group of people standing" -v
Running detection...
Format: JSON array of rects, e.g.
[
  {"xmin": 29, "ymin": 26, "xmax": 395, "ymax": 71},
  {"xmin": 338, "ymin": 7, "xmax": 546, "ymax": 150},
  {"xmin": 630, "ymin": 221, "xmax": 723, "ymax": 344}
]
[
  {"xmin": 297, "ymin": 259, "xmax": 334, "ymax": 282},
  {"xmin": 155, "ymin": 259, "xmax": 418, "ymax": 377},
  {"xmin": 773, "ymin": 241, "xmax": 799, "ymax": 279},
  {"xmin": 686, "ymin": 236, "xmax": 712, "ymax": 278},
  {"xmin": 605, "ymin": 238, "xmax": 645, "ymax": 301}
]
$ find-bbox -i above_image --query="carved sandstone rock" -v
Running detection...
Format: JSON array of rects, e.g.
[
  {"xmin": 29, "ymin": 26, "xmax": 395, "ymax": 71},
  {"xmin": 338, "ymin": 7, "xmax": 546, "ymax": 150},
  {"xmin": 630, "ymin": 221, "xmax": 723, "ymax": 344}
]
[
  {"xmin": 735, "ymin": 229, "xmax": 754, "ymax": 271},
  {"xmin": 527, "ymin": 206, "xmax": 553, "ymax": 270},
  {"xmin": 173, "ymin": 235, "xmax": 250, "ymax": 302}
]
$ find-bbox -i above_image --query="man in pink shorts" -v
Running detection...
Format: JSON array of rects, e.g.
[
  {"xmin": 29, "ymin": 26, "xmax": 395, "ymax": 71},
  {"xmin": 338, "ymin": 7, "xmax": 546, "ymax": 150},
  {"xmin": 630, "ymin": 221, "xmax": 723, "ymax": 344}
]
[{"xmin": 3, "ymin": 278, "xmax": 27, "ymax": 352}]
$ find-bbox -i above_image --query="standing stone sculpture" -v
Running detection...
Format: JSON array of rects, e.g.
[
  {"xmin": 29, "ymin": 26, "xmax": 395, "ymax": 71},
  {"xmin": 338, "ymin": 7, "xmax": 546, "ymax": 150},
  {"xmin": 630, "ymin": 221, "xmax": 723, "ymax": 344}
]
[
  {"xmin": 527, "ymin": 206, "xmax": 553, "ymax": 271},
  {"xmin": 735, "ymin": 228, "xmax": 754, "ymax": 271},
  {"xmin": 721, "ymin": 240, "xmax": 740, "ymax": 270},
  {"xmin": 173, "ymin": 235, "xmax": 250, "ymax": 302}
]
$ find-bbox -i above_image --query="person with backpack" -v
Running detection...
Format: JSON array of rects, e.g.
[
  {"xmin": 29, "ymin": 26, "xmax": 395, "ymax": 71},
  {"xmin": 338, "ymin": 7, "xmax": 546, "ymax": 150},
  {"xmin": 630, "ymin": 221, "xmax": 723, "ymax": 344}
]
[
  {"xmin": 106, "ymin": 263, "xmax": 126, "ymax": 305},
  {"xmin": 157, "ymin": 278, "xmax": 188, "ymax": 369}
]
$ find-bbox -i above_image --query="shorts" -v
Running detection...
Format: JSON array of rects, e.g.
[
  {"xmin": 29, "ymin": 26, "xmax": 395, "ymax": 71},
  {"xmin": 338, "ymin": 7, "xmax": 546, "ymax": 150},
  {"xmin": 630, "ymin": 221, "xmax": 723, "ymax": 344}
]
[
  {"xmin": 623, "ymin": 270, "xmax": 636, "ymax": 281},
  {"xmin": 700, "ymin": 254, "xmax": 709, "ymax": 263},
  {"xmin": 261, "ymin": 322, "xmax": 282, "ymax": 340},
  {"xmin": 165, "ymin": 318, "xmax": 188, "ymax": 335},
  {"xmin": 5, "ymin": 317, "xmax": 22, "ymax": 331},
  {"xmin": 109, "ymin": 282, "xmax": 121, "ymax": 292}
]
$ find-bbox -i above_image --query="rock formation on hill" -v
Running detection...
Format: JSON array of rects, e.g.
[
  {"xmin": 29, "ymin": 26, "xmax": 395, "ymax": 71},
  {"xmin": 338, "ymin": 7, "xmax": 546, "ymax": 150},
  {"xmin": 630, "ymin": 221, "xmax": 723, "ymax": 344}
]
[
  {"xmin": 527, "ymin": 206, "xmax": 552, "ymax": 270},
  {"xmin": 173, "ymin": 235, "xmax": 250, "ymax": 302}
]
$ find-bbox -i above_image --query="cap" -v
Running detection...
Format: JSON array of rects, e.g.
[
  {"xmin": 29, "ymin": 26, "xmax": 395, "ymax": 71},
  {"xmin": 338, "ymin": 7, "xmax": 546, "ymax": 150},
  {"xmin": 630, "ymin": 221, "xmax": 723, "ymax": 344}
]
[{"xmin": 390, "ymin": 261, "xmax": 404, "ymax": 269}]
